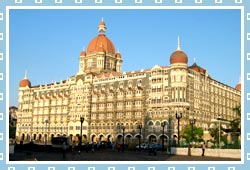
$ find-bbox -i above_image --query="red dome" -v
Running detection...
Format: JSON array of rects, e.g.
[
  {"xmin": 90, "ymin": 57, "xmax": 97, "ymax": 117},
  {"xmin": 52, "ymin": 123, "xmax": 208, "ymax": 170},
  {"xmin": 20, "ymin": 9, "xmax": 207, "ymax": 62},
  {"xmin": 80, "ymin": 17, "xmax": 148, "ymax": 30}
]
[
  {"xmin": 115, "ymin": 52, "xmax": 122, "ymax": 59},
  {"xmin": 80, "ymin": 51, "xmax": 86, "ymax": 56},
  {"xmin": 235, "ymin": 83, "xmax": 241, "ymax": 91},
  {"xmin": 170, "ymin": 50, "xmax": 188, "ymax": 64},
  {"xmin": 19, "ymin": 79, "xmax": 31, "ymax": 88},
  {"xmin": 87, "ymin": 34, "xmax": 115, "ymax": 54}
]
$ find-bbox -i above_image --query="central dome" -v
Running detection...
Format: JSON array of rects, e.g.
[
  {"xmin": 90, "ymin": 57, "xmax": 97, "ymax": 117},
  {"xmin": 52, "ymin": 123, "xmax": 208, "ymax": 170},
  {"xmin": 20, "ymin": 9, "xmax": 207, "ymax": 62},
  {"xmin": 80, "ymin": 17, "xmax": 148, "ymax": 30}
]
[
  {"xmin": 87, "ymin": 34, "xmax": 116, "ymax": 54},
  {"xmin": 87, "ymin": 19, "xmax": 116, "ymax": 54}
]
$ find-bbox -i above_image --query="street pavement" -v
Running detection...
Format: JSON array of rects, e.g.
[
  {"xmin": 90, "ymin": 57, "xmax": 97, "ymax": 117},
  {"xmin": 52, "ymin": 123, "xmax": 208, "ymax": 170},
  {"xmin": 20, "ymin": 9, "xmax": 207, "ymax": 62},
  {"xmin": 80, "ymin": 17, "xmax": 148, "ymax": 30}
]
[{"xmin": 10, "ymin": 149, "xmax": 241, "ymax": 161}]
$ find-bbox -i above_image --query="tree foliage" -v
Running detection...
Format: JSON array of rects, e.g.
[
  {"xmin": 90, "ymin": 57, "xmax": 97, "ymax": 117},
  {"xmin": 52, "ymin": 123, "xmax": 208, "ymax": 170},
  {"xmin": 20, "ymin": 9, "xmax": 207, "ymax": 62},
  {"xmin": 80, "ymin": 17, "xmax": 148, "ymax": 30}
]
[{"xmin": 180, "ymin": 125, "xmax": 204, "ymax": 144}]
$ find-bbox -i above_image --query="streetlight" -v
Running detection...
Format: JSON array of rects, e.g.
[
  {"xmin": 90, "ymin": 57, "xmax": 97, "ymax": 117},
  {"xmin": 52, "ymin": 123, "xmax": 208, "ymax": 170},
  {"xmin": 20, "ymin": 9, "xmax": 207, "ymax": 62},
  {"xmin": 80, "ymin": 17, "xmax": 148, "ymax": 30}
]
[
  {"xmin": 161, "ymin": 121, "xmax": 167, "ymax": 151},
  {"xmin": 137, "ymin": 123, "xmax": 142, "ymax": 151},
  {"xmin": 45, "ymin": 119, "xmax": 48, "ymax": 146},
  {"xmin": 218, "ymin": 115, "xmax": 221, "ymax": 149},
  {"xmin": 80, "ymin": 117, "xmax": 85, "ymax": 150},
  {"xmin": 189, "ymin": 118, "xmax": 196, "ymax": 142},
  {"xmin": 176, "ymin": 112, "xmax": 182, "ymax": 146},
  {"xmin": 121, "ymin": 125, "xmax": 125, "ymax": 152}
]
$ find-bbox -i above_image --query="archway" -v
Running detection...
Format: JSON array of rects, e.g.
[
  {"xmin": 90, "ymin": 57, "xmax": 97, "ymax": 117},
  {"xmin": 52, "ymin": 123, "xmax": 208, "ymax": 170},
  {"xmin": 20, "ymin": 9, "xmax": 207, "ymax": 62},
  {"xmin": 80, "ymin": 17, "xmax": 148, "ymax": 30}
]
[
  {"xmin": 158, "ymin": 135, "xmax": 169, "ymax": 146},
  {"xmin": 125, "ymin": 134, "xmax": 132, "ymax": 145},
  {"xmin": 69, "ymin": 134, "xmax": 73, "ymax": 142},
  {"xmin": 38, "ymin": 134, "xmax": 42, "ymax": 141},
  {"xmin": 148, "ymin": 134, "xmax": 157, "ymax": 144},
  {"xmin": 99, "ymin": 134, "xmax": 104, "ymax": 142},
  {"xmin": 83, "ymin": 134, "xmax": 87, "ymax": 142},
  {"xmin": 91, "ymin": 135, "xmax": 96, "ymax": 142},
  {"xmin": 33, "ymin": 134, "xmax": 36, "ymax": 140},
  {"xmin": 116, "ymin": 134, "xmax": 122, "ymax": 144},
  {"xmin": 135, "ymin": 134, "xmax": 142, "ymax": 144},
  {"xmin": 22, "ymin": 134, "xmax": 25, "ymax": 141},
  {"xmin": 107, "ymin": 134, "xmax": 112, "ymax": 142}
]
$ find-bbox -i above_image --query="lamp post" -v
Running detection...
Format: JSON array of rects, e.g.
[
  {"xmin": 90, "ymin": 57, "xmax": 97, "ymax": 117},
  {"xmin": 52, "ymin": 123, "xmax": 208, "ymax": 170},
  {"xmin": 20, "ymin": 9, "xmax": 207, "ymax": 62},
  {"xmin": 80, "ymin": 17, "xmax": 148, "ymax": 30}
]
[
  {"xmin": 218, "ymin": 115, "xmax": 221, "ymax": 149},
  {"xmin": 80, "ymin": 117, "xmax": 85, "ymax": 150},
  {"xmin": 45, "ymin": 119, "xmax": 48, "ymax": 146},
  {"xmin": 137, "ymin": 123, "xmax": 142, "ymax": 151},
  {"xmin": 189, "ymin": 118, "xmax": 196, "ymax": 142},
  {"xmin": 176, "ymin": 112, "xmax": 182, "ymax": 146},
  {"xmin": 121, "ymin": 125, "xmax": 125, "ymax": 152},
  {"xmin": 161, "ymin": 121, "xmax": 167, "ymax": 151}
]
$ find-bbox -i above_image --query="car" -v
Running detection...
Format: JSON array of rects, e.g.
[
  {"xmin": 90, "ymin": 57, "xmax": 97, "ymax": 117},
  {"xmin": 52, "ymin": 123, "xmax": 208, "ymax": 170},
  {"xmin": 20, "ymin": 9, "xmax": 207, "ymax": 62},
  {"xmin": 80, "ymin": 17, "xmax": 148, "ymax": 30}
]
[
  {"xmin": 148, "ymin": 144, "xmax": 162, "ymax": 151},
  {"xmin": 136, "ymin": 143, "xmax": 149, "ymax": 150}
]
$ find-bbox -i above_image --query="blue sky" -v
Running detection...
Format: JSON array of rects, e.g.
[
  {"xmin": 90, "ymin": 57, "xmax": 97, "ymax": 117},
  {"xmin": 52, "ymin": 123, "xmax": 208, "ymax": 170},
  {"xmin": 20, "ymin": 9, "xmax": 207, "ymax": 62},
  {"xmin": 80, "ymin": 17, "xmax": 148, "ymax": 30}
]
[{"xmin": 9, "ymin": 9, "xmax": 241, "ymax": 106}]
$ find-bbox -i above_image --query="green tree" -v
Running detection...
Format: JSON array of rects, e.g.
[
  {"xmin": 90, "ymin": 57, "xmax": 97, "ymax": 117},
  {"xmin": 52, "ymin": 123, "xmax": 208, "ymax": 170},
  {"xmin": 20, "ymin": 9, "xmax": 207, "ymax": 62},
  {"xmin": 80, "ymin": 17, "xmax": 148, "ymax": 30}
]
[
  {"xmin": 181, "ymin": 125, "xmax": 204, "ymax": 144},
  {"xmin": 231, "ymin": 105, "xmax": 241, "ymax": 148},
  {"xmin": 9, "ymin": 125, "xmax": 16, "ymax": 139},
  {"xmin": 208, "ymin": 126, "xmax": 223, "ymax": 148}
]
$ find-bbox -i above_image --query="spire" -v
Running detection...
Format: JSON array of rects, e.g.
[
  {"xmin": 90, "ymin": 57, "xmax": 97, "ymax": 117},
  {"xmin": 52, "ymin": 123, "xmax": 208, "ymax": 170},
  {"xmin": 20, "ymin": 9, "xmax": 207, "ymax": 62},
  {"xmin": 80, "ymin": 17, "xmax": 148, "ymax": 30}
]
[
  {"xmin": 177, "ymin": 36, "xmax": 181, "ymax": 51},
  {"xmin": 194, "ymin": 57, "xmax": 196, "ymax": 63},
  {"xmin": 82, "ymin": 45, "xmax": 85, "ymax": 51},
  {"xmin": 98, "ymin": 17, "xmax": 106, "ymax": 35},
  {"xmin": 24, "ymin": 70, "xmax": 28, "ymax": 79}
]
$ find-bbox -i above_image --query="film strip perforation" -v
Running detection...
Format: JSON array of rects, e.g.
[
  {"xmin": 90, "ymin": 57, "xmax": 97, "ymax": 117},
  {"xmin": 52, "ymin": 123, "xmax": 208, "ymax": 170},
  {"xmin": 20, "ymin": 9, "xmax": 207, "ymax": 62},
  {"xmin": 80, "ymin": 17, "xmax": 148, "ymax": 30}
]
[
  {"xmin": 115, "ymin": 0, "xmax": 123, "ymax": 3},
  {"xmin": 15, "ymin": 0, "xmax": 22, "ymax": 3},
  {"xmin": 208, "ymin": 167, "xmax": 215, "ymax": 170},
  {"xmin": 234, "ymin": 0, "xmax": 242, "ymax": 3},
  {"xmin": 195, "ymin": 0, "xmax": 203, "ymax": 3},
  {"xmin": 215, "ymin": 0, "xmax": 222, "ymax": 4},
  {"xmin": 74, "ymin": 0, "xmax": 83, "ymax": 3},
  {"xmin": 35, "ymin": 0, "xmax": 43, "ymax": 3},
  {"xmin": 55, "ymin": 0, "xmax": 63, "ymax": 4}
]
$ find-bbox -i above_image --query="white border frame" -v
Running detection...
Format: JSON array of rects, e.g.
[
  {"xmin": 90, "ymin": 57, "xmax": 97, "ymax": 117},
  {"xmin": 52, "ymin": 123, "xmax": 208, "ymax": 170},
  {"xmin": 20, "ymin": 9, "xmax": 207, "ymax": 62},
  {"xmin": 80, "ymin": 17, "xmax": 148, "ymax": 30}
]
[{"xmin": 1, "ymin": 1, "xmax": 248, "ymax": 170}]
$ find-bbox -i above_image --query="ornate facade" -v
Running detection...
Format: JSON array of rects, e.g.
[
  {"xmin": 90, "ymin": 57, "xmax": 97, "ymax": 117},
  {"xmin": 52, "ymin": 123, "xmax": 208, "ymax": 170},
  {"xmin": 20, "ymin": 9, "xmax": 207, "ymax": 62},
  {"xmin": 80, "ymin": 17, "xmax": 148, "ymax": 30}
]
[{"xmin": 16, "ymin": 19, "xmax": 241, "ymax": 145}]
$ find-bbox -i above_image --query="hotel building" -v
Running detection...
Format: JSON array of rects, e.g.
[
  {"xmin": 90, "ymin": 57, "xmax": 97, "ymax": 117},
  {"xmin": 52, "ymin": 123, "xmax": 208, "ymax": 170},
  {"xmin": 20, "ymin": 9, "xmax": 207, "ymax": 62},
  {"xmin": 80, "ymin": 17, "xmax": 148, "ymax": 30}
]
[{"xmin": 16, "ymin": 19, "xmax": 241, "ymax": 145}]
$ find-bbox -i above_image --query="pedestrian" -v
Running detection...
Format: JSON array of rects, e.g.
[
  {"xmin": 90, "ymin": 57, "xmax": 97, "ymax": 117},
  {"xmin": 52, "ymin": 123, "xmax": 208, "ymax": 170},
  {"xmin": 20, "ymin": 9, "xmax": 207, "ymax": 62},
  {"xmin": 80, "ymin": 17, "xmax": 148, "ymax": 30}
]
[
  {"xmin": 201, "ymin": 141, "xmax": 206, "ymax": 156},
  {"xmin": 62, "ymin": 141, "xmax": 67, "ymax": 159},
  {"xmin": 117, "ymin": 144, "xmax": 121, "ymax": 152}
]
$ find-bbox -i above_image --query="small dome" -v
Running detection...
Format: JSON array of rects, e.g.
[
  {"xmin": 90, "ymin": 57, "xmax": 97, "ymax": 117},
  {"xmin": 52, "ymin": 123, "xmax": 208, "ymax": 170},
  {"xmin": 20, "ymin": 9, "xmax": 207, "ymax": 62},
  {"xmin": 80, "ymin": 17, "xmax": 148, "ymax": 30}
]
[
  {"xmin": 170, "ymin": 50, "xmax": 188, "ymax": 64},
  {"xmin": 170, "ymin": 36, "xmax": 188, "ymax": 64},
  {"xmin": 19, "ymin": 79, "xmax": 31, "ymax": 87},
  {"xmin": 116, "ymin": 52, "xmax": 122, "ymax": 59},
  {"xmin": 19, "ymin": 71, "xmax": 31, "ymax": 88},
  {"xmin": 80, "ymin": 51, "xmax": 86, "ymax": 56},
  {"xmin": 235, "ymin": 82, "xmax": 241, "ymax": 91}
]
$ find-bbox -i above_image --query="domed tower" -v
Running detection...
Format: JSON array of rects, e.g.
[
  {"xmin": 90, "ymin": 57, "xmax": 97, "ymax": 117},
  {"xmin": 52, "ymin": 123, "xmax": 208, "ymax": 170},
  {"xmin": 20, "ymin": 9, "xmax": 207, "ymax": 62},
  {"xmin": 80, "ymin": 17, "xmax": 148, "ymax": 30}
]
[
  {"xmin": 169, "ymin": 36, "xmax": 189, "ymax": 117},
  {"xmin": 78, "ymin": 18, "xmax": 122, "ymax": 74},
  {"xmin": 19, "ymin": 71, "xmax": 31, "ymax": 88},
  {"xmin": 235, "ymin": 78, "xmax": 241, "ymax": 91}
]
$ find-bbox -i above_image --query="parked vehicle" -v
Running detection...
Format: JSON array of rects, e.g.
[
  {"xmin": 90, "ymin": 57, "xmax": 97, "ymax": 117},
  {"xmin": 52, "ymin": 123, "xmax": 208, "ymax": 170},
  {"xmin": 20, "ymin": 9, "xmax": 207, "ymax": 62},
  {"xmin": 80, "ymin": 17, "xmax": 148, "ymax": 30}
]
[
  {"xmin": 148, "ymin": 144, "xmax": 162, "ymax": 151},
  {"xmin": 136, "ymin": 143, "xmax": 149, "ymax": 150},
  {"xmin": 51, "ymin": 136, "xmax": 71, "ymax": 150}
]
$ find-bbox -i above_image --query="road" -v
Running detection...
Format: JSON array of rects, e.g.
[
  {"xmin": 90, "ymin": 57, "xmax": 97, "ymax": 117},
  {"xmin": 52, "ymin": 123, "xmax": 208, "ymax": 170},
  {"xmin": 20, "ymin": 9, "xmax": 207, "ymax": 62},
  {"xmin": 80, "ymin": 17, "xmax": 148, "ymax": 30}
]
[{"xmin": 10, "ymin": 149, "xmax": 241, "ymax": 161}]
